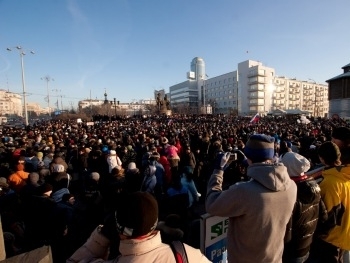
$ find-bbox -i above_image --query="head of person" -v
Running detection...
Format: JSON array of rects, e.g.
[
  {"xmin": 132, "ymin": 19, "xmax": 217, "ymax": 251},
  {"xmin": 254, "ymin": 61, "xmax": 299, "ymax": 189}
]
[
  {"xmin": 280, "ymin": 152, "xmax": 311, "ymax": 177},
  {"xmin": 244, "ymin": 134, "xmax": 275, "ymax": 164},
  {"xmin": 331, "ymin": 126, "xmax": 350, "ymax": 149},
  {"xmin": 116, "ymin": 192, "xmax": 158, "ymax": 239},
  {"xmin": 318, "ymin": 141, "xmax": 341, "ymax": 167}
]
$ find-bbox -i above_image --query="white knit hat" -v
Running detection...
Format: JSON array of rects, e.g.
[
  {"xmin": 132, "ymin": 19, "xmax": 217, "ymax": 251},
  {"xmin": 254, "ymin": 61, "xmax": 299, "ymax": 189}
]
[{"xmin": 280, "ymin": 152, "xmax": 310, "ymax": 177}]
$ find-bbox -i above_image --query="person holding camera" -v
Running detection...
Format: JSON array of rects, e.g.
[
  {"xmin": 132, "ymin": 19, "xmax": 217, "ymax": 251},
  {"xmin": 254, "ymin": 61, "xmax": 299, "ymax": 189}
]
[
  {"xmin": 67, "ymin": 192, "xmax": 211, "ymax": 262},
  {"xmin": 206, "ymin": 134, "xmax": 297, "ymax": 263}
]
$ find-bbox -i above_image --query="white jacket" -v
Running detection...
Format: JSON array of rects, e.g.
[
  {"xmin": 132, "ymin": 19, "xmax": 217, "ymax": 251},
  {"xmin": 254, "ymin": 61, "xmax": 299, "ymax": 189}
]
[{"xmin": 67, "ymin": 227, "xmax": 211, "ymax": 263}]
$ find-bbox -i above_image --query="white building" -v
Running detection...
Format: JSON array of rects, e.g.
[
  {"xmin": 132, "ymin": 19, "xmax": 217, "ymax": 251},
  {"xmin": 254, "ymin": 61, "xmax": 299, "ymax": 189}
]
[
  {"xmin": 0, "ymin": 89, "xmax": 22, "ymax": 116},
  {"xmin": 169, "ymin": 58, "xmax": 329, "ymax": 117}
]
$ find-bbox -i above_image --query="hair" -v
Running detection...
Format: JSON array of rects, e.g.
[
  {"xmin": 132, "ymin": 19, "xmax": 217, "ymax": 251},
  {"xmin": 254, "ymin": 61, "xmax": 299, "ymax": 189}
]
[{"xmin": 318, "ymin": 141, "xmax": 341, "ymax": 167}]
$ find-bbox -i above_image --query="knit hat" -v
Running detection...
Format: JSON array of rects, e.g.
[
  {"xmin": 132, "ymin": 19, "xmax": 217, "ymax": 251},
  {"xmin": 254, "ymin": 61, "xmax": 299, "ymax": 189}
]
[
  {"xmin": 127, "ymin": 145, "xmax": 133, "ymax": 151},
  {"xmin": 280, "ymin": 152, "xmax": 311, "ymax": 177},
  {"xmin": 116, "ymin": 192, "xmax": 158, "ymax": 237},
  {"xmin": 90, "ymin": 172, "xmax": 100, "ymax": 181},
  {"xmin": 332, "ymin": 126, "xmax": 350, "ymax": 143},
  {"xmin": 0, "ymin": 177, "xmax": 9, "ymax": 188},
  {"xmin": 244, "ymin": 134, "xmax": 275, "ymax": 162},
  {"xmin": 109, "ymin": 150, "xmax": 116, "ymax": 155}
]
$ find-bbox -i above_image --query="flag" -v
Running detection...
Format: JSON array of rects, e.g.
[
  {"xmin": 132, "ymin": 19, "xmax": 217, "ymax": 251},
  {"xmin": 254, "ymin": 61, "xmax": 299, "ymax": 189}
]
[{"xmin": 250, "ymin": 113, "xmax": 260, "ymax": 123}]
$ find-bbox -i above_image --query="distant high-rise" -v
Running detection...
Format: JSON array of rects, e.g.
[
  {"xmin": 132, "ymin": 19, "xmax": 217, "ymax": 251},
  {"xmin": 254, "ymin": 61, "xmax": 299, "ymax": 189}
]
[{"xmin": 190, "ymin": 57, "xmax": 206, "ymax": 80}]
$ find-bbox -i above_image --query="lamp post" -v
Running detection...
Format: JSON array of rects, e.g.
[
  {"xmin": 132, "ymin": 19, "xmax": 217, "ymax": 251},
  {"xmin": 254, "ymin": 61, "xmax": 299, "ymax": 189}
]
[
  {"xmin": 41, "ymin": 75, "xmax": 54, "ymax": 117},
  {"xmin": 7, "ymin": 46, "xmax": 34, "ymax": 126}
]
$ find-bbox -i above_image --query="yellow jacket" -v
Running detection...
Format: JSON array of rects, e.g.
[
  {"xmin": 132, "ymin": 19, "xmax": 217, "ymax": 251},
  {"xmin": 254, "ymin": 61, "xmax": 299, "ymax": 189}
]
[{"xmin": 319, "ymin": 165, "xmax": 350, "ymax": 250}]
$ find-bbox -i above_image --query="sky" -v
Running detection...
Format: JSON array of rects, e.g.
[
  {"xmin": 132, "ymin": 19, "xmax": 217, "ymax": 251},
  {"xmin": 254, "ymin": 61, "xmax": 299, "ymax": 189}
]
[{"xmin": 0, "ymin": 0, "xmax": 349, "ymax": 110}]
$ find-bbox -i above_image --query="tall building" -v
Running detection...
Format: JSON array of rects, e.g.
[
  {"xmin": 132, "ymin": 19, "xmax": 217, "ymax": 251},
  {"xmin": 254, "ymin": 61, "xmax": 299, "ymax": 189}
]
[
  {"xmin": 169, "ymin": 58, "xmax": 329, "ymax": 116},
  {"xmin": 326, "ymin": 62, "xmax": 350, "ymax": 118}
]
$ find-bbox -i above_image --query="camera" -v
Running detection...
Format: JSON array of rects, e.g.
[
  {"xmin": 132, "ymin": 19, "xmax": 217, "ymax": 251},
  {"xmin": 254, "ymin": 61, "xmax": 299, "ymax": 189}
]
[{"xmin": 229, "ymin": 153, "xmax": 237, "ymax": 162}]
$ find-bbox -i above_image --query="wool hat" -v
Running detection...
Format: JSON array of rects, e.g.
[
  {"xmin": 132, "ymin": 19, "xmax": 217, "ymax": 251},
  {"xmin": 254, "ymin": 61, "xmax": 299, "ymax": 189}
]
[
  {"xmin": 127, "ymin": 145, "xmax": 133, "ymax": 151},
  {"xmin": 244, "ymin": 134, "xmax": 275, "ymax": 162},
  {"xmin": 109, "ymin": 150, "xmax": 116, "ymax": 155},
  {"xmin": 280, "ymin": 152, "xmax": 311, "ymax": 177},
  {"xmin": 0, "ymin": 177, "xmax": 9, "ymax": 188},
  {"xmin": 332, "ymin": 126, "xmax": 350, "ymax": 143},
  {"xmin": 116, "ymin": 192, "xmax": 158, "ymax": 238}
]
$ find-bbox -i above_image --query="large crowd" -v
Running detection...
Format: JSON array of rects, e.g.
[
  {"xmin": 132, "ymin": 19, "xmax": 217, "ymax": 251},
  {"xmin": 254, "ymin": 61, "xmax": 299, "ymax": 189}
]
[{"xmin": 0, "ymin": 114, "xmax": 349, "ymax": 262}]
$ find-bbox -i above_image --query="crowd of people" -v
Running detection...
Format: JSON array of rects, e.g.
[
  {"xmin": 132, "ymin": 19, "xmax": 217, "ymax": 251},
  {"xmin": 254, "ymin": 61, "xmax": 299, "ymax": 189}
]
[{"xmin": 0, "ymin": 114, "xmax": 349, "ymax": 262}]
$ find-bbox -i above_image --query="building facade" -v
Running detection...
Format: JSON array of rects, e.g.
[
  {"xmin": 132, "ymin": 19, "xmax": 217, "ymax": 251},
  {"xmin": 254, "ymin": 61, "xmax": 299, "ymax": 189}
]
[
  {"xmin": 169, "ymin": 58, "xmax": 329, "ymax": 116},
  {"xmin": 326, "ymin": 62, "xmax": 350, "ymax": 118},
  {"xmin": 0, "ymin": 89, "xmax": 22, "ymax": 116}
]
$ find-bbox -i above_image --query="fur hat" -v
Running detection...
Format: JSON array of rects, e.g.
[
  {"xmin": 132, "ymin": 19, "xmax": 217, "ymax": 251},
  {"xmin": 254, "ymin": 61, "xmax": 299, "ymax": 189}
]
[
  {"xmin": 116, "ymin": 192, "xmax": 158, "ymax": 238},
  {"xmin": 244, "ymin": 134, "xmax": 275, "ymax": 162},
  {"xmin": 280, "ymin": 152, "xmax": 310, "ymax": 177}
]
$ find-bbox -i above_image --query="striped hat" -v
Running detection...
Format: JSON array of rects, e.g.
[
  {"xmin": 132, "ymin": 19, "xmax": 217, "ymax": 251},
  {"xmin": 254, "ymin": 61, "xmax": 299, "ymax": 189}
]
[{"xmin": 244, "ymin": 134, "xmax": 275, "ymax": 163}]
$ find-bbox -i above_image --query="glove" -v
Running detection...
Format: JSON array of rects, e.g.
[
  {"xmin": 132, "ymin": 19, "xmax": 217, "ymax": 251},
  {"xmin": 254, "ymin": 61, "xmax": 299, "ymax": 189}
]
[{"xmin": 214, "ymin": 152, "xmax": 232, "ymax": 170}]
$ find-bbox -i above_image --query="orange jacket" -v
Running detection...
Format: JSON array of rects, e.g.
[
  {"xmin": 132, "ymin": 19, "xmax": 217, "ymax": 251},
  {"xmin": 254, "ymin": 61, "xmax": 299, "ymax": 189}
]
[{"xmin": 8, "ymin": 170, "xmax": 29, "ymax": 193}]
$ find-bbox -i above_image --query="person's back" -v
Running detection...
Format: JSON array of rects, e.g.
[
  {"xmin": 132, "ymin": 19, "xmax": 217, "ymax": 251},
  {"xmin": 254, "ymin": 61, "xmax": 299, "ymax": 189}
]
[
  {"xmin": 206, "ymin": 134, "xmax": 297, "ymax": 263},
  {"xmin": 280, "ymin": 151, "xmax": 324, "ymax": 262}
]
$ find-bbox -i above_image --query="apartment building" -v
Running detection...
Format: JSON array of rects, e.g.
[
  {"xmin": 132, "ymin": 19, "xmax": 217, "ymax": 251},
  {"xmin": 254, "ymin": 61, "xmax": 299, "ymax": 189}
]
[
  {"xmin": 0, "ymin": 89, "xmax": 22, "ymax": 116},
  {"xmin": 169, "ymin": 58, "xmax": 329, "ymax": 116}
]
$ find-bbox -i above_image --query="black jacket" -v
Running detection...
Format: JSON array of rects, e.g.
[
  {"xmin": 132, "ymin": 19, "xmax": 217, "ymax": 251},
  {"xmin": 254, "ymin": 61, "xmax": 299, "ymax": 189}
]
[{"xmin": 283, "ymin": 177, "xmax": 327, "ymax": 259}]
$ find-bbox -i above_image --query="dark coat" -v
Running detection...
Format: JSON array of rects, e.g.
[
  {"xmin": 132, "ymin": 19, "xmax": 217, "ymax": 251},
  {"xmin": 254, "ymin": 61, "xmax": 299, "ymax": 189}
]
[{"xmin": 283, "ymin": 177, "xmax": 327, "ymax": 259}]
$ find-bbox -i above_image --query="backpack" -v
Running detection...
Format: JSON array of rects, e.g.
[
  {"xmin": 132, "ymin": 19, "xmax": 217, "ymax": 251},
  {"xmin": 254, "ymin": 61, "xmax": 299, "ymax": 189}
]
[{"xmin": 170, "ymin": 241, "xmax": 189, "ymax": 263}]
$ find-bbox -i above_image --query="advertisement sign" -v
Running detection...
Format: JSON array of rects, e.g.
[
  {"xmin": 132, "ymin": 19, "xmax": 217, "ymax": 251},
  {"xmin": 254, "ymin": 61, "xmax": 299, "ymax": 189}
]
[{"xmin": 201, "ymin": 213, "xmax": 228, "ymax": 263}]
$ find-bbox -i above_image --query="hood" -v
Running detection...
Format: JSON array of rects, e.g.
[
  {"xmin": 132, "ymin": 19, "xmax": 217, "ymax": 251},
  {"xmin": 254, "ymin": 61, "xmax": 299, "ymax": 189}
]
[
  {"xmin": 247, "ymin": 163, "xmax": 291, "ymax": 192},
  {"xmin": 322, "ymin": 165, "xmax": 350, "ymax": 181}
]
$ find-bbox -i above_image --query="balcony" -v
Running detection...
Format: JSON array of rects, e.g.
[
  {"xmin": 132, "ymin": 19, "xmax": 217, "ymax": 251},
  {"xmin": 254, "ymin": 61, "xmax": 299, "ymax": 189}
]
[
  {"xmin": 248, "ymin": 70, "xmax": 266, "ymax": 77},
  {"xmin": 248, "ymin": 78, "xmax": 267, "ymax": 84},
  {"xmin": 248, "ymin": 86, "xmax": 265, "ymax": 92}
]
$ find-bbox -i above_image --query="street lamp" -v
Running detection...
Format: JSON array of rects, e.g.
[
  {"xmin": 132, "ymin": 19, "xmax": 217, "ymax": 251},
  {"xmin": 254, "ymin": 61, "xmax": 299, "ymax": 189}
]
[
  {"xmin": 7, "ymin": 46, "xmax": 35, "ymax": 126},
  {"xmin": 41, "ymin": 75, "xmax": 54, "ymax": 117}
]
